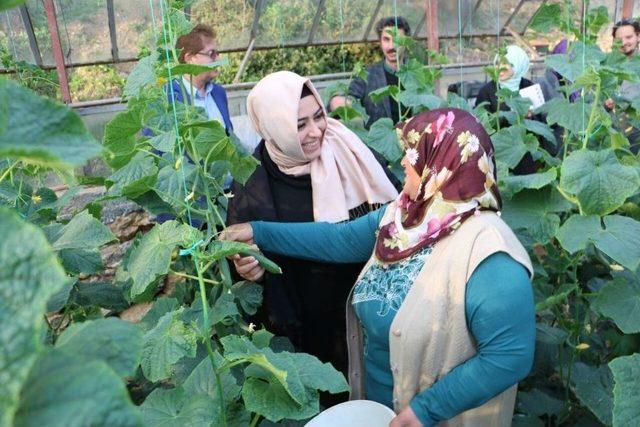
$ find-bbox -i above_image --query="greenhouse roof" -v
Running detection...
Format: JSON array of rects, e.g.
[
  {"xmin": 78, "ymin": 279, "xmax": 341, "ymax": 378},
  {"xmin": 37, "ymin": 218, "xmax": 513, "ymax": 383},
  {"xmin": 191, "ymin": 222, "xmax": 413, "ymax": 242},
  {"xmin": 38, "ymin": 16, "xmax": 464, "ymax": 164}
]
[{"xmin": 1, "ymin": 0, "xmax": 630, "ymax": 70}]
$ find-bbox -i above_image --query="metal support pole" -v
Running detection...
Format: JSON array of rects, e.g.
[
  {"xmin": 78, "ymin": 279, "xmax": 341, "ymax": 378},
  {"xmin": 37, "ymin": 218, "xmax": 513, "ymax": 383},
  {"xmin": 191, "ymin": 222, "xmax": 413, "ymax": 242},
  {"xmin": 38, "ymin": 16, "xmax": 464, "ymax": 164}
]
[
  {"xmin": 425, "ymin": 0, "xmax": 440, "ymax": 94},
  {"xmin": 43, "ymin": 0, "xmax": 71, "ymax": 103},
  {"xmin": 106, "ymin": 0, "xmax": 119, "ymax": 61},
  {"xmin": 362, "ymin": 0, "xmax": 384, "ymax": 41},
  {"xmin": 19, "ymin": 5, "xmax": 43, "ymax": 67},
  {"xmin": 426, "ymin": 0, "xmax": 439, "ymax": 53},
  {"xmin": 622, "ymin": 0, "xmax": 634, "ymax": 18},
  {"xmin": 233, "ymin": 38, "xmax": 256, "ymax": 84},
  {"xmin": 308, "ymin": 0, "xmax": 326, "ymax": 44}
]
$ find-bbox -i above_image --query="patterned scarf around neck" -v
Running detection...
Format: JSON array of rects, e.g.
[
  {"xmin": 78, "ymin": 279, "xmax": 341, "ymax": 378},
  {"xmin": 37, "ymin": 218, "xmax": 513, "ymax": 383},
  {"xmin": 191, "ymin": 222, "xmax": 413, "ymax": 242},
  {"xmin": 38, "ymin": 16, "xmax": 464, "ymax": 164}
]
[{"xmin": 374, "ymin": 108, "xmax": 502, "ymax": 263}]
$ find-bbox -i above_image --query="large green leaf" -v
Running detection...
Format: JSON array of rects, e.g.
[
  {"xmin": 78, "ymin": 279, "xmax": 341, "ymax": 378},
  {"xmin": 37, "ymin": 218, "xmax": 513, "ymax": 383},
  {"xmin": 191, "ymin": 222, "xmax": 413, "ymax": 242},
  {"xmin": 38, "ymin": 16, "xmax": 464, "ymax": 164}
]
[
  {"xmin": 50, "ymin": 210, "xmax": 116, "ymax": 251},
  {"xmin": 123, "ymin": 52, "xmax": 158, "ymax": 98},
  {"xmin": 125, "ymin": 220, "xmax": 200, "ymax": 298},
  {"xmin": 366, "ymin": 118, "xmax": 404, "ymax": 163},
  {"xmin": 501, "ymin": 187, "xmax": 572, "ymax": 244},
  {"xmin": 102, "ymin": 108, "xmax": 142, "ymax": 168},
  {"xmin": 140, "ymin": 309, "xmax": 198, "ymax": 382},
  {"xmin": 242, "ymin": 377, "xmax": 319, "ymax": 422},
  {"xmin": 609, "ymin": 353, "xmax": 640, "ymax": 426},
  {"xmin": 523, "ymin": 119, "xmax": 557, "ymax": 146},
  {"xmin": 70, "ymin": 281, "xmax": 129, "ymax": 311},
  {"xmin": 556, "ymin": 214, "xmax": 640, "ymax": 271},
  {"xmin": 517, "ymin": 389, "xmax": 564, "ymax": 417},
  {"xmin": 560, "ymin": 149, "xmax": 639, "ymax": 216},
  {"xmin": 161, "ymin": 59, "xmax": 228, "ymax": 79},
  {"xmin": 154, "ymin": 162, "xmax": 196, "ymax": 211},
  {"xmin": 189, "ymin": 123, "xmax": 259, "ymax": 184},
  {"xmin": 492, "ymin": 125, "xmax": 533, "ymax": 169},
  {"xmin": 139, "ymin": 297, "xmax": 180, "ymax": 331},
  {"xmin": 555, "ymin": 215, "xmax": 601, "ymax": 254},
  {"xmin": 593, "ymin": 215, "xmax": 640, "ymax": 271},
  {"xmin": 0, "ymin": 79, "xmax": 101, "ymax": 167},
  {"xmin": 0, "ymin": 207, "xmax": 67, "ymax": 425},
  {"xmin": 232, "ymin": 281, "xmax": 263, "ymax": 315},
  {"xmin": 539, "ymin": 98, "xmax": 590, "ymax": 135},
  {"xmin": 55, "ymin": 318, "xmax": 143, "ymax": 377},
  {"xmin": 106, "ymin": 152, "xmax": 158, "ymax": 199},
  {"xmin": 183, "ymin": 353, "xmax": 241, "ymax": 404},
  {"xmin": 528, "ymin": 3, "xmax": 563, "ymax": 32},
  {"xmin": 221, "ymin": 335, "xmax": 348, "ymax": 421},
  {"xmin": 570, "ymin": 363, "xmax": 613, "ymax": 426},
  {"xmin": 501, "ymin": 168, "xmax": 557, "ymax": 199},
  {"xmin": 58, "ymin": 248, "xmax": 104, "ymax": 275},
  {"xmin": 14, "ymin": 349, "xmax": 141, "ymax": 427},
  {"xmin": 396, "ymin": 89, "xmax": 444, "ymax": 110},
  {"xmin": 139, "ymin": 387, "xmax": 215, "ymax": 427},
  {"xmin": 593, "ymin": 276, "xmax": 640, "ymax": 334}
]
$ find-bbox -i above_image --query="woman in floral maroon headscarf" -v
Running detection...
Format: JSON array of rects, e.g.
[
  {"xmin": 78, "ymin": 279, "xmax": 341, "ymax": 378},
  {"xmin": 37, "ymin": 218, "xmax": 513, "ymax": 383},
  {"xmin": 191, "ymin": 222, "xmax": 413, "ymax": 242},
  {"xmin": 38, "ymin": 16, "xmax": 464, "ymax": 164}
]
[{"xmin": 222, "ymin": 108, "xmax": 535, "ymax": 427}]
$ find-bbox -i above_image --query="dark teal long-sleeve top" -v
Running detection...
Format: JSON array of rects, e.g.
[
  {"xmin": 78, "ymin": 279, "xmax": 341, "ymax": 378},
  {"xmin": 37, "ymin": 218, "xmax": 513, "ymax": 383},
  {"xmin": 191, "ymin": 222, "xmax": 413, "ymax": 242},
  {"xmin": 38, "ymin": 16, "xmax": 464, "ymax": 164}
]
[{"xmin": 251, "ymin": 207, "xmax": 535, "ymax": 426}]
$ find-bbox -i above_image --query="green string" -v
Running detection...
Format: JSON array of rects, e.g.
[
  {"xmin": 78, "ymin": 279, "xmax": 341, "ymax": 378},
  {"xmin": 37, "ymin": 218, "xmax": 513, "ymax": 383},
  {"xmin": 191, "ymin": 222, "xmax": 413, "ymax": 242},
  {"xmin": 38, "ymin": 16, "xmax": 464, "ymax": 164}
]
[
  {"xmin": 457, "ymin": 0, "xmax": 463, "ymax": 95},
  {"xmin": 582, "ymin": 2, "xmax": 587, "ymax": 139},
  {"xmin": 156, "ymin": 0, "xmax": 194, "ymax": 227},
  {"xmin": 339, "ymin": 0, "xmax": 346, "ymax": 73}
]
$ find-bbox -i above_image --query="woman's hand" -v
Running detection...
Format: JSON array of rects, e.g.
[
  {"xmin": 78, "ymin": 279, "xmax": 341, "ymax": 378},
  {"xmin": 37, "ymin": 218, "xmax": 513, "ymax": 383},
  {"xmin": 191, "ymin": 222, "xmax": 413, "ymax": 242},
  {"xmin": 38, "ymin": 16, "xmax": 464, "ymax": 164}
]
[
  {"xmin": 390, "ymin": 406, "xmax": 423, "ymax": 427},
  {"xmin": 220, "ymin": 223, "xmax": 265, "ymax": 281},
  {"xmin": 232, "ymin": 253, "xmax": 265, "ymax": 282},
  {"xmin": 220, "ymin": 223, "xmax": 254, "ymax": 244}
]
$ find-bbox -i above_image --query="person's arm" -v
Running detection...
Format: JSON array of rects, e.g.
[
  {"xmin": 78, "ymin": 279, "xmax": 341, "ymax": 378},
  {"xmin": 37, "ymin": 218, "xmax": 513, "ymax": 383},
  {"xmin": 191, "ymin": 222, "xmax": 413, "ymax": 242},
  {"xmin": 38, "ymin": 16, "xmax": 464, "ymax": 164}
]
[
  {"xmin": 251, "ymin": 207, "xmax": 386, "ymax": 264},
  {"xmin": 348, "ymin": 75, "xmax": 367, "ymax": 102},
  {"xmin": 408, "ymin": 252, "xmax": 535, "ymax": 426}
]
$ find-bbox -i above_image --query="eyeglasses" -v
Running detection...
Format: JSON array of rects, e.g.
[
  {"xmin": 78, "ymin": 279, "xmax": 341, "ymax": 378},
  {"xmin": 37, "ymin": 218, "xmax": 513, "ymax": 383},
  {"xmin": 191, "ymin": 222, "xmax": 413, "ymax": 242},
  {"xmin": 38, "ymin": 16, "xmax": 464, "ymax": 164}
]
[{"xmin": 196, "ymin": 49, "xmax": 219, "ymax": 59}]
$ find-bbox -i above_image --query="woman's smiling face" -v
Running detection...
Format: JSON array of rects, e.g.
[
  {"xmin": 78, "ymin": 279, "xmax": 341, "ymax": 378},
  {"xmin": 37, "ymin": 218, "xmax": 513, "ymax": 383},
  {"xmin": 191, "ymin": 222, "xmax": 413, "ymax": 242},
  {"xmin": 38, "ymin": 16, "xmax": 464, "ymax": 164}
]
[{"xmin": 297, "ymin": 94, "xmax": 327, "ymax": 160}]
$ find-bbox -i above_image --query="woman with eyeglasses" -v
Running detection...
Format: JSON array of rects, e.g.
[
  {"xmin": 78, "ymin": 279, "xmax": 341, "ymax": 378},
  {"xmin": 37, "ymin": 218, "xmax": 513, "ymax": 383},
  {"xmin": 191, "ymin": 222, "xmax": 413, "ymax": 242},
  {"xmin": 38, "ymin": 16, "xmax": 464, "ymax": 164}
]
[
  {"xmin": 222, "ymin": 108, "xmax": 535, "ymax": 426},
  {"xmin": 226, "ymin": 71, "xmax": 398, "ymax": 406}
]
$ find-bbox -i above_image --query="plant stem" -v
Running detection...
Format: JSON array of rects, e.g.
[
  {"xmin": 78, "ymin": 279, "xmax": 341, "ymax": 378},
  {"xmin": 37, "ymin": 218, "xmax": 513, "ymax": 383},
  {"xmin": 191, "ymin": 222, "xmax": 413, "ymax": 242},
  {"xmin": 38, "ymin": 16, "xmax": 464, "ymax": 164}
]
[
  {"xmin": 170, "ymin": 270, "xmax": 220, "ymax": 285},
  {"xmin": 581, "ymin": 77, "xmax": 601, "ymax": 150},
  {"xmin": 0, "ymin": 160, "xmax": 19, "ymax": 184},
  {"xmin": 195, "ymin": 260, "xmax": 228, "ymax": 427},
  {"xmin": 249, "ymin": 413, "xmax": 262, "ymax": 427}
]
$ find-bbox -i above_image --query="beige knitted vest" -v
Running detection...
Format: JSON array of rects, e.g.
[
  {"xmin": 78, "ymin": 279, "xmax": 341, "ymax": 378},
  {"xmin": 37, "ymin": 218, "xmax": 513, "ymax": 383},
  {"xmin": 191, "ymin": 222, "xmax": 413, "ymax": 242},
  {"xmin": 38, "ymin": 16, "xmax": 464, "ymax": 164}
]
[{"xmin": 346, "ymin": 211, "xmax": 532, "ymax": 426}]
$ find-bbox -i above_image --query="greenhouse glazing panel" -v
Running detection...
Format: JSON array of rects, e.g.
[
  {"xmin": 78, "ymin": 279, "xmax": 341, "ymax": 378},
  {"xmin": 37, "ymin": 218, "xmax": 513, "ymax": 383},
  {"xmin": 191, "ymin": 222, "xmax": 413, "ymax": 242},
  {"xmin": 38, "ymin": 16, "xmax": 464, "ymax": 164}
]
[
  {"xmin": 52, "ymin": 0, "xmax": 111, "ymax": 64},
  {"xmin": 113, "ymin": 0, "xmax": 160, "ymax": 60},
  {"xmin": 23, "ymin": 0, "xmax": 55, "ymax": 66},
  {"xmin": 254, "ymin": 0, "xmax": 317, "ymax": 48},
  {"xmin": 313, "ymin": 0, "xmax": 379, "ymax": 44},
  {"xmin": 367, "ymin": 0, "xmax": 426, "ymax": 41},
  {"xmin": 191, "ymin": 0, "xmax": 255, "ymax": 51},
  {"xmin": 0, "ymin": 8, "xmax": 36, "ymax": 68},
  {"xmin": 508, "ymin": 0, "xmax": 544, "ymax": 34},
  {"xmin": 462, "ymin": 0, "xmax": 516, "ymax": 36}
]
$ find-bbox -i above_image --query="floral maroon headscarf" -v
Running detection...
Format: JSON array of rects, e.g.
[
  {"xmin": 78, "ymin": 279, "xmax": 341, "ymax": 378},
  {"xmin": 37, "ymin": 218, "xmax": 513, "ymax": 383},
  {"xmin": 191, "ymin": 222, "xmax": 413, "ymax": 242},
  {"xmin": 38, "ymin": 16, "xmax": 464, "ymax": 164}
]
[{"xmin": 374, "ymin": 108, "xmax": 502, "ymax": 263}]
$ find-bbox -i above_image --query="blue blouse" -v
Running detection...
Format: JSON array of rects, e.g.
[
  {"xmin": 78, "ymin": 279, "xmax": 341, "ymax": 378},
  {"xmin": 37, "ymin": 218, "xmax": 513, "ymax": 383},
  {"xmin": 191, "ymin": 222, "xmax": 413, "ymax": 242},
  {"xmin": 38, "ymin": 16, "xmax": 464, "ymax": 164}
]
[{"xmin": 251, "ymin": 207, "xmax": 535, "ymax": 426}]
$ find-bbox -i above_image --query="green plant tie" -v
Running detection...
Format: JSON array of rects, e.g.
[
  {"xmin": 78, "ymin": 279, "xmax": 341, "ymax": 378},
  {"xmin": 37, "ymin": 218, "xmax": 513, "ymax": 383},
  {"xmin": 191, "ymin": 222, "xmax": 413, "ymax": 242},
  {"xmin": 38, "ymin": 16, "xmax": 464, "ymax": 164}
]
[{"xmin": 179, "ymin": 238, "xmax": 204, "ymax": 256}]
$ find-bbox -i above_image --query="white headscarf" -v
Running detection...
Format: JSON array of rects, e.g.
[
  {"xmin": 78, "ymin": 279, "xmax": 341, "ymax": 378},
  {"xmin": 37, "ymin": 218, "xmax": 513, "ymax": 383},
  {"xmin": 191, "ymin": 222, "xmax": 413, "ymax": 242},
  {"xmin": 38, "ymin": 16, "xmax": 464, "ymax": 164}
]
[
  {"xmin": 499, "ymin": 45, "xmax": 530, "ymax": 92},
  {"xmin": 246, "ymin": 71, "xmax": 398, "ymax": 222}
]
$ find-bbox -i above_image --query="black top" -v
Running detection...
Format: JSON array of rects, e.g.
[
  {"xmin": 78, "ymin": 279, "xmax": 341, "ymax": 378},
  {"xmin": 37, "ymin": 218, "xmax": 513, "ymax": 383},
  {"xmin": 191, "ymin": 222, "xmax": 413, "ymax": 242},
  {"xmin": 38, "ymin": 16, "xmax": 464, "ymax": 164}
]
[
  {"xmin": 475, "ymin": 78, "xmax": 535, "ymax": 115},
  {"xmin": 227, "ymin": 141, "xmax": 376, "ymax": 400},
  {"xmin": 384, "ymin": 67, "xmax": 401, "ymax": 124}
]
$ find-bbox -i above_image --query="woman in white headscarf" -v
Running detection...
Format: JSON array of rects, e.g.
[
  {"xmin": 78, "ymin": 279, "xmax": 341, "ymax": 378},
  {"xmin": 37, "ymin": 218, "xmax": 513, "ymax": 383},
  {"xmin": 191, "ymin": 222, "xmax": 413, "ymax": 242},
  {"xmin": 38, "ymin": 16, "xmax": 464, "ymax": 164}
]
[
  {"xmin": 475, "ymin": 45, "xmax": 555, "ymax": 174},
  {"xmin": 226, "ymin": 71, "xmax": 397, "ymax": 404},
  {"xmin": 475, "ymin": 44, "xmax": 532, "ymax": 114}
]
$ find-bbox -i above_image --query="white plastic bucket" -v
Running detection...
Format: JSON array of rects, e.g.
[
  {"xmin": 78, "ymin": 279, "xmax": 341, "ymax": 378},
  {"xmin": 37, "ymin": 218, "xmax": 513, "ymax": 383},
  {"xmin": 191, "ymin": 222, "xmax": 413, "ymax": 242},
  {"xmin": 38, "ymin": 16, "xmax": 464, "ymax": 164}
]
[{"xmin": 305, "ymin": 400, "xmax": 397, "ymax": 427}]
